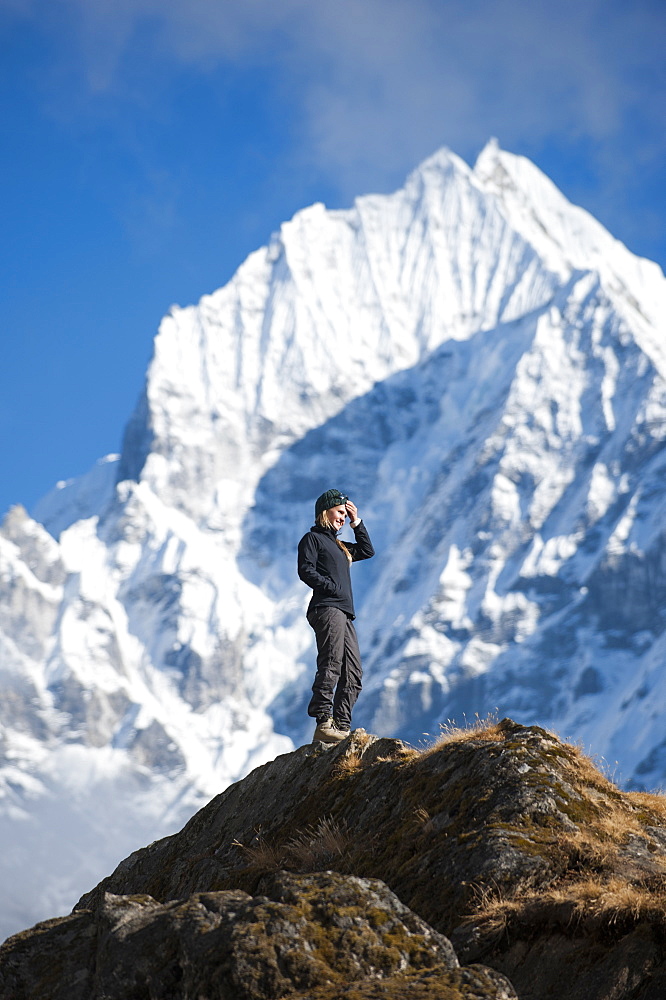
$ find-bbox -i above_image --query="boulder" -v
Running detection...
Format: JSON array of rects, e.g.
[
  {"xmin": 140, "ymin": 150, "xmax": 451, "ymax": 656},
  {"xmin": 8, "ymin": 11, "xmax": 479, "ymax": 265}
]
[{"xmin": 0, "ymin": 871, "xmax": 515, "ymax": 999}]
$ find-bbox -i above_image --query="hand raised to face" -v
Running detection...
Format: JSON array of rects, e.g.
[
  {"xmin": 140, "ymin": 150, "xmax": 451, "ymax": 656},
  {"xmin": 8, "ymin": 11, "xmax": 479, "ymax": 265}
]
[{"xmin": 345, "ymin": 500, "xmax": 359, "ymax": 523}]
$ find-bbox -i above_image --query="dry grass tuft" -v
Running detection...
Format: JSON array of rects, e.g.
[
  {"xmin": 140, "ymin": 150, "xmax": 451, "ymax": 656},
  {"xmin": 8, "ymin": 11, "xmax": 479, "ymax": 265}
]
[
  {"xmin": 406, "ymin": 806, "xmax": 436, "ymax": 837},
  {"xmin": 285, "ymin": 816, "xmax": 349, "ymax": 871},
  {"xmin": 556, "ymin": 829, "xmax": 619, "ymax": 873},
  {"xmin": 234, "ymin": 817, "xmax": 349, "ymax": 877},
  {"xmin": 334, "ymin": 752, "xmax": 363, "ymax": 776},
  {"xmin": 233, "ymin": 835, "xmax": 284, "ymax": 875},
  {"xmin": 472, "ymin": 874, "xmax": 666, "ymax": 940},
  {"xmin": 557, "ymin": 741, "xmax": 623, "ymax": 794},
  {"xmin": 419, "ymin": 713, "xmax": 504, "ymax": 756},
  {"xmin": 575, "ymin": 877, "xmax": 665, "ymax": 926},
  {"xmin": 413, "ymin": 806, "xmax": 431, "ymax": 826},
  {"xmin": 626, "ymin": 789, "xmax": 666, "ymax": 823}
]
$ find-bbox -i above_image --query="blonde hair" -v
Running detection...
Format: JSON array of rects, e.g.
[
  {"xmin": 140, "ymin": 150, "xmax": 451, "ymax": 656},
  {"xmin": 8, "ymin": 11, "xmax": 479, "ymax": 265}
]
[{"xmin": 317, "ymin": 510, "xmax": 352, "ymax": 564}]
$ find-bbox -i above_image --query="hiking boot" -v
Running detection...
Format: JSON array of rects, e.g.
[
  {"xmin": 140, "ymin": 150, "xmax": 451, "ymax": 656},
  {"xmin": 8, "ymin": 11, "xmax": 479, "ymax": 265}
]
[{"xmin": 313, "ymin": 718, "xmax": 349, "ymax": 744}]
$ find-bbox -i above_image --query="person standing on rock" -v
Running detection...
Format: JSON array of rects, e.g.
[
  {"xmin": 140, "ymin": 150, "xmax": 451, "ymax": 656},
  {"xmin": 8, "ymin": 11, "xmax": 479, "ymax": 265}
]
[{"xmin": 297, "ymin": 489, "xmax": 375, "ymax": 744}]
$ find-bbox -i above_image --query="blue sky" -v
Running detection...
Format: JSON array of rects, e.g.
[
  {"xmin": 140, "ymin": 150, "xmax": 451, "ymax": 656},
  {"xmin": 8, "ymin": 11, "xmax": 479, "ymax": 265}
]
[{"xmin": 1, "ymin": 0, "xmax": 665, "ymax": 520}]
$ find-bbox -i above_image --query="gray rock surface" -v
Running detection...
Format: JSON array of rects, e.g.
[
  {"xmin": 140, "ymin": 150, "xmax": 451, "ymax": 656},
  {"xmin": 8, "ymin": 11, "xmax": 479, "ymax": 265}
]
[{"xmin": 0, "ymin": 871, "xmax": 516, "ymax": 1000}]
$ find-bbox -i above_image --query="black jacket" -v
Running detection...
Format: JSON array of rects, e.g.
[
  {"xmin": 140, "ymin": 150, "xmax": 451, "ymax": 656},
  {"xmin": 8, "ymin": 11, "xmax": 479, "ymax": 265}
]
[{"xmin": 297, "ymin": 521, "xmax": 375, "ymax": 619}]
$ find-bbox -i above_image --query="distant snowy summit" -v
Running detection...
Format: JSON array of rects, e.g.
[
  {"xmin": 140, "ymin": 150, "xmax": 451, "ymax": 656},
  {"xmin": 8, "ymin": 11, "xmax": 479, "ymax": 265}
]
[{"xmin": 1, "ymin": 140, "xmax": 665, "ymax": 943}]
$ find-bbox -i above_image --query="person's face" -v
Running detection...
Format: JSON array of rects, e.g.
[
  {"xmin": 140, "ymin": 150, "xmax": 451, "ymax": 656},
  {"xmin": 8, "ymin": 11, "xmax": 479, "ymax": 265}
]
[{"xmin": 327, "ymin": 504, "xmax": 347, "ymax": 531}]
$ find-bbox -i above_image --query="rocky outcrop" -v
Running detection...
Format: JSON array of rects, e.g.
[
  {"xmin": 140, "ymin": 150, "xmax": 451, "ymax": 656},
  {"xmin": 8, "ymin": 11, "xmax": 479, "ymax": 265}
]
[
  {"xmin": 1, "ymin": 871, "xmax": 518, "ymax": 1000},
  {"xmin": 0, "ymin": 875, "xmax": 515, "ymax": 1000},
  {"xmin": 3, "ymin": 719, "xmax": 666, "ymax": 999}
]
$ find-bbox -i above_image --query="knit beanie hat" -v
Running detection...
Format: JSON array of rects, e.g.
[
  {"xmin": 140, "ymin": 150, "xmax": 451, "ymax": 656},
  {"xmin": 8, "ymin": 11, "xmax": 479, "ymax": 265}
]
[{"xmin": 315, "ymin": 489, "xmax": 348, "ymax": 519}]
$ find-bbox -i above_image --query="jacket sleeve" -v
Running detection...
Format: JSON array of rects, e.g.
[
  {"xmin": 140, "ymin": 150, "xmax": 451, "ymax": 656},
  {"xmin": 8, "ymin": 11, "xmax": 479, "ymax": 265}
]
[
  {"xmin": 346, "ymin": 520, "xmax": 375, "ymax": 562},
  {"xmin": 297, "ymin": 533, "xmax": 342, "ymax": 596}
]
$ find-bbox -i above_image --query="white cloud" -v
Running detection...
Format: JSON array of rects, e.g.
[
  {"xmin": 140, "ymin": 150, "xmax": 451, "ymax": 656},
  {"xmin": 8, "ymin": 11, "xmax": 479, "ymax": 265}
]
[
  {"xmin": 10, "ymin": 0, "xmax": 666, "ymax": 253},
  {"xmin": 53, "ymin": 3, "xmax": 663, "ymax": 145}
]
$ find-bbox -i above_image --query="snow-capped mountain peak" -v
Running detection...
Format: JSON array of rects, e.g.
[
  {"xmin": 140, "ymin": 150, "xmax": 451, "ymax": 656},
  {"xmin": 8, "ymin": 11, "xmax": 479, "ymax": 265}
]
[{"xmin": 1, "ymin": 140, "xmax": 665, "ymax": 942}]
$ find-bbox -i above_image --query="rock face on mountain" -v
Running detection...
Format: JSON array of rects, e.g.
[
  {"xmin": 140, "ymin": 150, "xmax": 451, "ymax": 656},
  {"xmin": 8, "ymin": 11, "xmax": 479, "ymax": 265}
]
[
  {"xmin": 1, "ymin": 139, "xmax": 666, "ymax": 940},
  {"xmin": 3, "ymin": 721, "xmax": 666, "ymax": 1000}
]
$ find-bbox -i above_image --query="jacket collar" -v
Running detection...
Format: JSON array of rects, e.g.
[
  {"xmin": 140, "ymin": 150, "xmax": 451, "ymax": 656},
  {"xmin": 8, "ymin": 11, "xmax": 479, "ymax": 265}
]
[{"xmin": 311, "ymin": 523, "xmax": 339, "ymax": 537}]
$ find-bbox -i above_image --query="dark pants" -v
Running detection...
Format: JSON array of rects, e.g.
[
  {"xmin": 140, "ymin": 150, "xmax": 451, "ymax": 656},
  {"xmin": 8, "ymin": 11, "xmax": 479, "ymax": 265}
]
[{"xmin": 306, "ymin": 606, "xmax": 362, "ymax": 729}]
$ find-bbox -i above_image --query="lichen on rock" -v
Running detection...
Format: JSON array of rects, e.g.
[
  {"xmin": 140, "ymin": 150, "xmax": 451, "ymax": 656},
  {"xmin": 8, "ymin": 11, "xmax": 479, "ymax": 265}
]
[{"xmin": 0, "ymin": 871, "xmax": 515, "ymax": 1000}]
